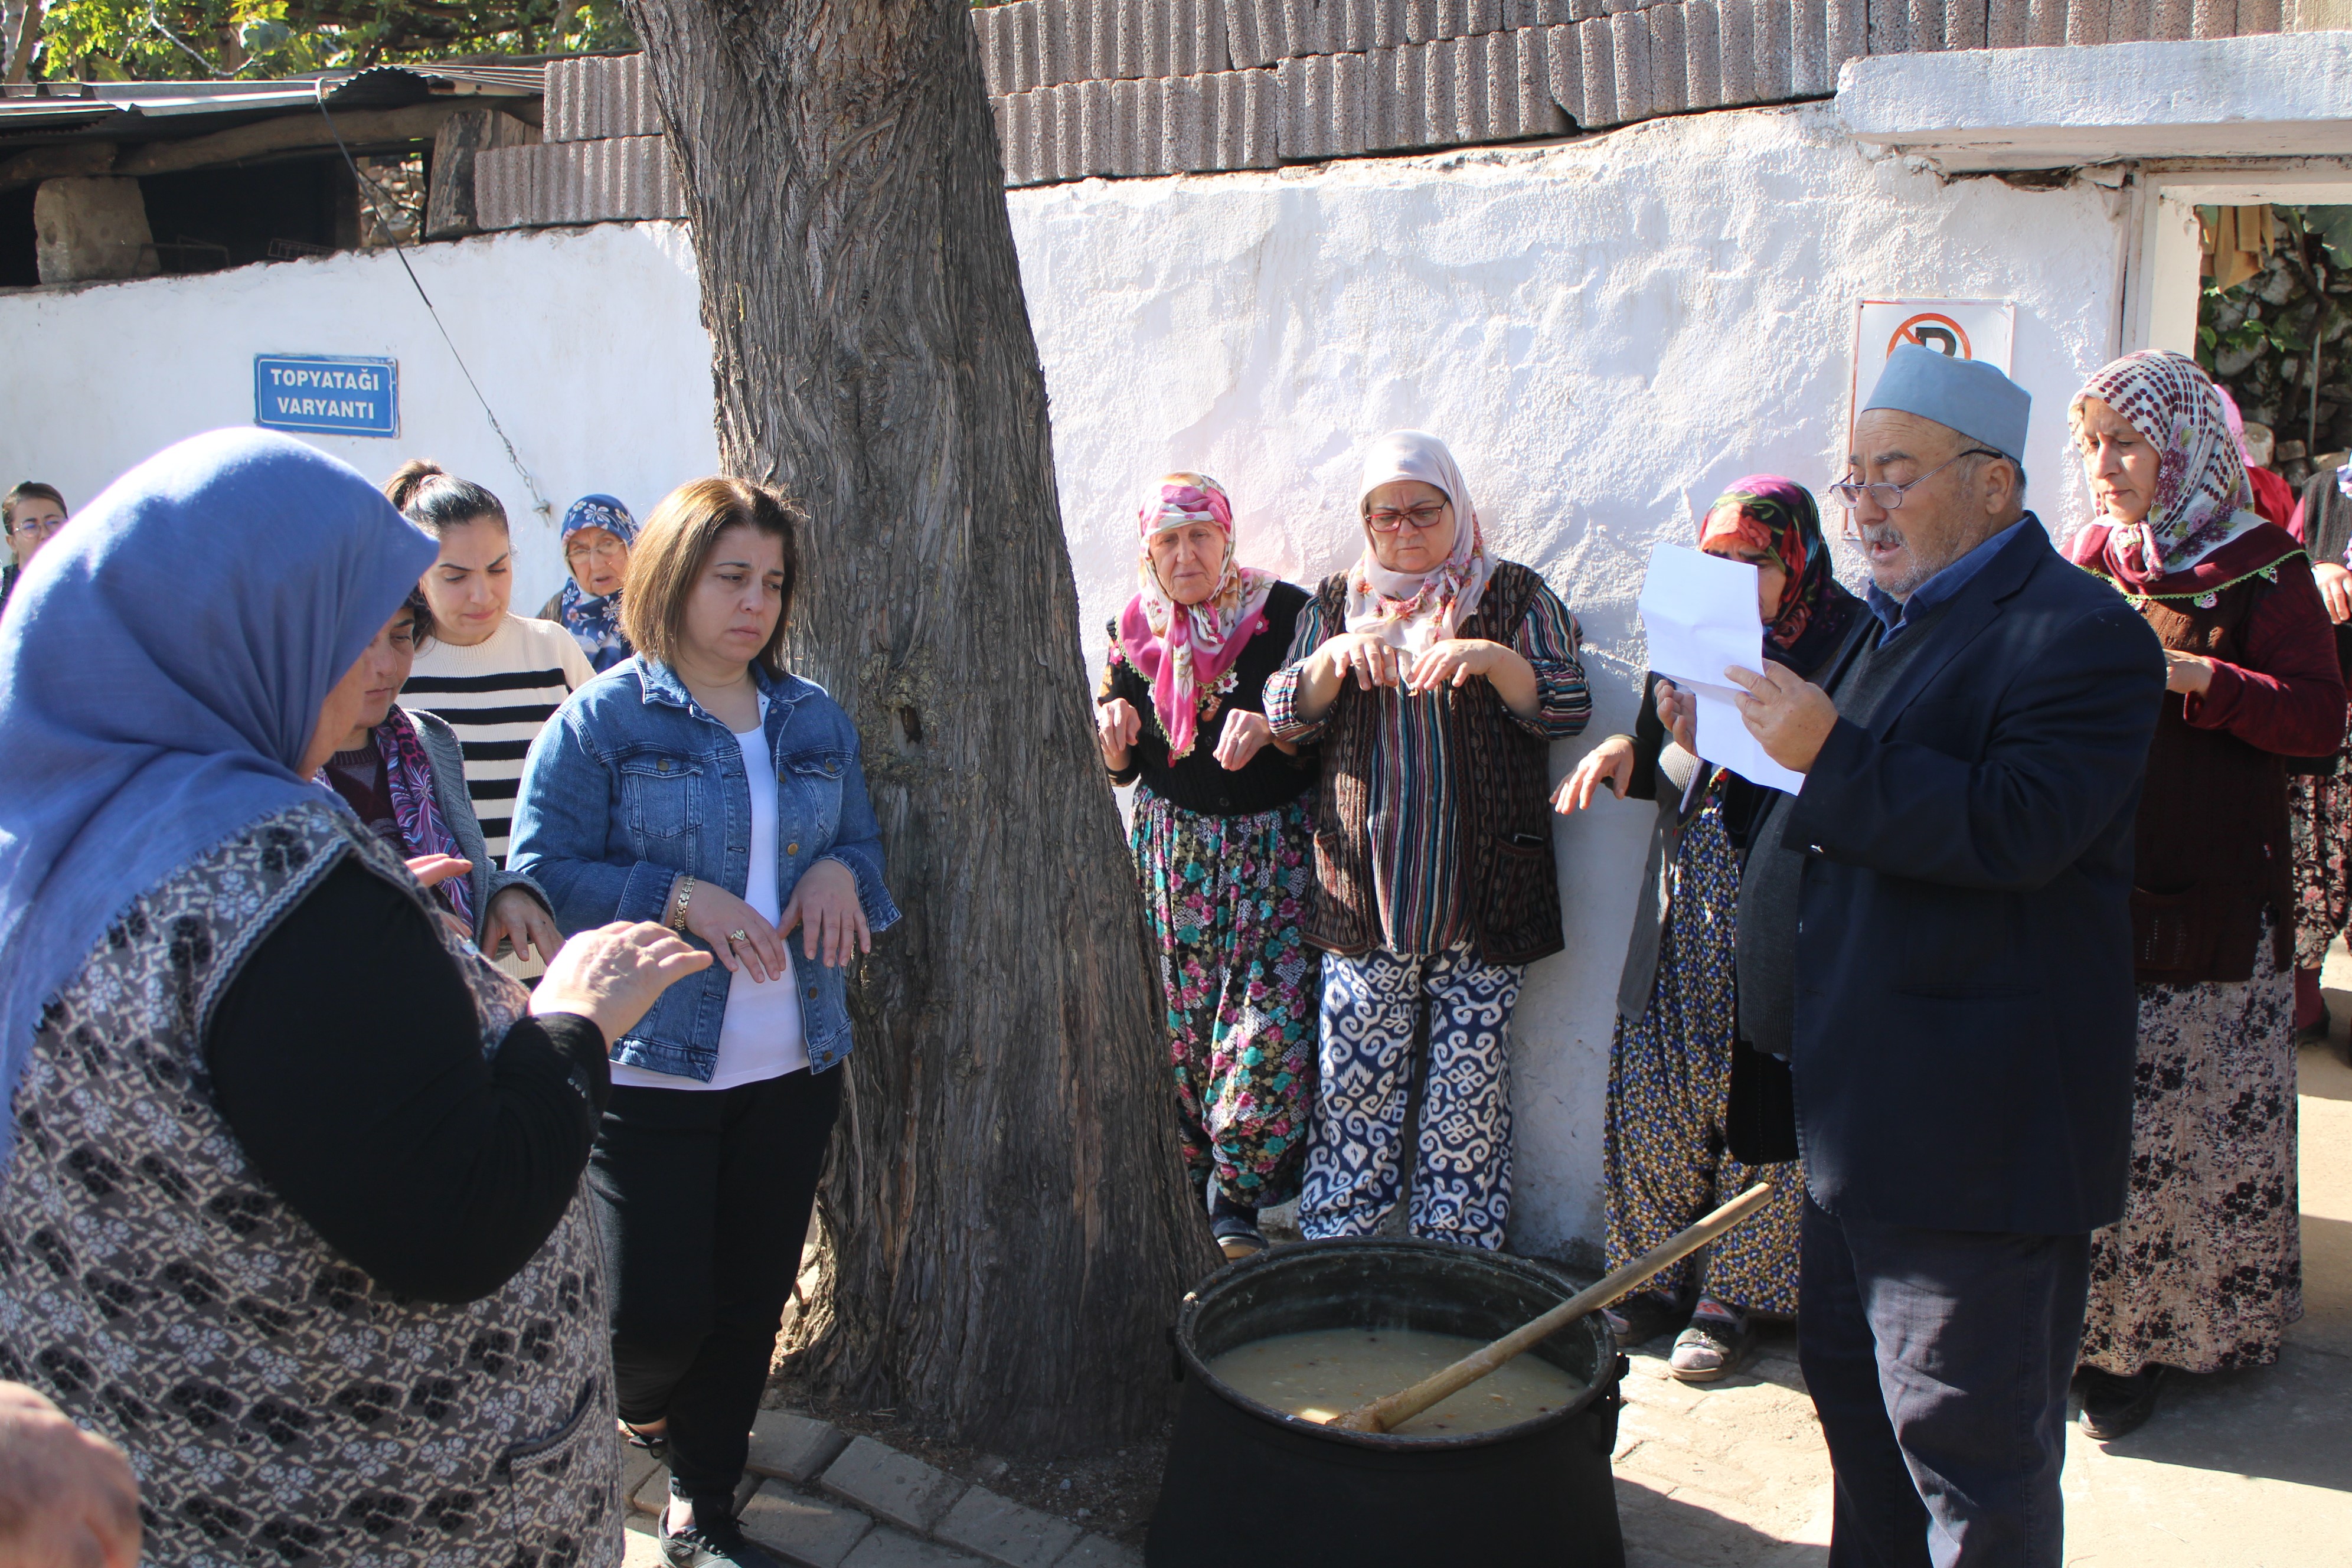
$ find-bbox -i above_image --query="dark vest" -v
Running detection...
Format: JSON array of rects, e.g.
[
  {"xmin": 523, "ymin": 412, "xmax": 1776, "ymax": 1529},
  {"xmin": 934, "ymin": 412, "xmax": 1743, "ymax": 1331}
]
[
  {"xmin": 1304, "ymin": 560, "xmax": 1564, "ymax": 965},
  {"xmin": 2131, "ymin": 577, "xmax": 2295, "ymax": 983}
]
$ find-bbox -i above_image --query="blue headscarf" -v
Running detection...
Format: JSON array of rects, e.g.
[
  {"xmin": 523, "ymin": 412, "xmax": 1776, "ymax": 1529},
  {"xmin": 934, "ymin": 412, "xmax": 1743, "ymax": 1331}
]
[
  {"xmin": 556, "ymin": 494, "xmax": 638, "ymax": 672},
  {"xmin": 0, "ymin": 429, "xmax": 436, "ymax": 1172}
]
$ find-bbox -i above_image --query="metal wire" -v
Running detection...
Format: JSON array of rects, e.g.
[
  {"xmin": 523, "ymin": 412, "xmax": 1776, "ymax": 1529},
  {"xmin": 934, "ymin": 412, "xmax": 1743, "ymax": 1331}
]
[{"xmin": 312, "ymin": 80, "xmax": 555, "ymax": 521}]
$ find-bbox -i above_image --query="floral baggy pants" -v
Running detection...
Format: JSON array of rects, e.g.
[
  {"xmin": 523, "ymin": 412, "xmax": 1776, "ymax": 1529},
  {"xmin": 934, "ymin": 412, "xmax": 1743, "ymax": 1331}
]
[
  {"xmin": 1129, "ymin": 786, "xmax": 1319, "ymax": 1210},
  {"xmin": 1298, "ymin": 940, "xmax": 1523, "ymax": 1249}
]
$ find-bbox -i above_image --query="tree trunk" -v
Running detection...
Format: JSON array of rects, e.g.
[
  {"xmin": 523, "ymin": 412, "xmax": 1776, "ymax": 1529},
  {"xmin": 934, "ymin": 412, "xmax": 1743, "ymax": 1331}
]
[{"xmin": 620, "ymin": 0, "xmax": 1218, "ymax": 1453}]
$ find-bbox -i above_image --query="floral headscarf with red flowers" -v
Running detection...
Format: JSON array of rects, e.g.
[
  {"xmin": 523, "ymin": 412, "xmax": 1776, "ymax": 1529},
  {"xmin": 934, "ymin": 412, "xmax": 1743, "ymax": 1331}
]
[
  {"xmin": 1697, "ymin": 473, "xmax": 1857, "ymax": 673},
  {"xmin": 2067, "ymin": 350, "xmax": 2275, "ymax": 593},
  {"xmin": 1117, "ymin": 473, "xmax": 1279, "ymax": 760}
]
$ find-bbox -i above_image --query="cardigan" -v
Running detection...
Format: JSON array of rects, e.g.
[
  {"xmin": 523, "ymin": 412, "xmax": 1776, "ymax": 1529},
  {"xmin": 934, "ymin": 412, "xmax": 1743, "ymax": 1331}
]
[
  {"xmin": 1266, "ymin": 560, "xmax": 1589, "ymax": 962},
  {"xmin": 1099, "ymin": 581, "xmax": 1317, "ymax": 818}
]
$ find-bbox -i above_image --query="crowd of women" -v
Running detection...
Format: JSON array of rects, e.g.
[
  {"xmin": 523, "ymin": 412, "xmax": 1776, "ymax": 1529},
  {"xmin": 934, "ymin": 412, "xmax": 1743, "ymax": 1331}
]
[{"xmin": 0, "ymin": 342, "xmax": 2336, "ymax": 1566}]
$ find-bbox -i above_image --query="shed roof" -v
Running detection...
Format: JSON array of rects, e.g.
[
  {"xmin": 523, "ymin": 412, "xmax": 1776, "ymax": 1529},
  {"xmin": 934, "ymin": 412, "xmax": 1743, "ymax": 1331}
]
[{"xmin": 0, "ymin": 63, "xmax": 544, "ymax": 149}]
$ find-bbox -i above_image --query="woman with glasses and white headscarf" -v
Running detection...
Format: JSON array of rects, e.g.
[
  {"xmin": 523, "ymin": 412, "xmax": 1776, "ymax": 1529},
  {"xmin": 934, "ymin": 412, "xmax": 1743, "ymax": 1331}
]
[{"xmin": 1265, "ymin": 431, "xmax": 1589, "ymax": 1249}]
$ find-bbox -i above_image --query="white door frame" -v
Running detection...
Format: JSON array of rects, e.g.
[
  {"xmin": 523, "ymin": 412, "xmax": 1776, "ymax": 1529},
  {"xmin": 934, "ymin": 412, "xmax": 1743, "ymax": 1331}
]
[{"xmin": 2124, "ymin": 164, "xmax": 2352, "ymax": 358}]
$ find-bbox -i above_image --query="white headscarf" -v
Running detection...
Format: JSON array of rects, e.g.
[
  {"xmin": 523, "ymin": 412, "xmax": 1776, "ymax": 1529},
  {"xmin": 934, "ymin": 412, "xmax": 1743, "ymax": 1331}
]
[{"xmin": 1345, "ymin": 430, "xmax": 1494, "ymax": 654}]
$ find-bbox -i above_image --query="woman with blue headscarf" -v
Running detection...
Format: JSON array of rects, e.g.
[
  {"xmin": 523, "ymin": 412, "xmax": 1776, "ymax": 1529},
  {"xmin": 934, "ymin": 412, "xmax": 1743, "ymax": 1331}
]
[
  {"xmin": 0, "ymin": 430, "xmax": 708, "ymax": 1566},
  {"xmin": 540, "ymin": 492, "xmax": 639, "ymax": 671}
]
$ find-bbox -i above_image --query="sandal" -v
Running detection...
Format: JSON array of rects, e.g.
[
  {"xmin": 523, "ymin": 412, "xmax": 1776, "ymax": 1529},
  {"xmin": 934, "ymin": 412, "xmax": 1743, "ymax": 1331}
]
[
  {"xmin": 1599, "ymin": 1289, "xmax": 1688, "ymax": 1351},
  {"xmin": 619, "ymin": 1419, "xmax": 669, "ymax": 1458},
  {"xmin": 1668, "ymin": 1299, "xmax": 1756, "ymax": 1383}
]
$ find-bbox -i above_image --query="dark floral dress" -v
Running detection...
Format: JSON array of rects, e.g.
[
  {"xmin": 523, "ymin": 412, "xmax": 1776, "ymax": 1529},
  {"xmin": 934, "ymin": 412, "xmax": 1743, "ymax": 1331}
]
[{"xmin": 1102, "ymin": 582, "xmax": 1319, "ymax": 1208}]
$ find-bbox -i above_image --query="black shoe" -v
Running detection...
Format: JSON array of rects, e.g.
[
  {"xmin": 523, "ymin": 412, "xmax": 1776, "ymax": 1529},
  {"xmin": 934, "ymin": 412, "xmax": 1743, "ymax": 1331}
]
[
  {"xmin": 1207, "ymin": 1185, "xmax": 1266, "ymax": 1260},
  {"xmin": 2077, "ymin": 1365, "xmax": 2166, "ymax": 1441},
  {"xmin": 1211, "ymin": 1211, "xmax": 1268, "ymax": 1260},
  {"xmin": 661, "ymin": 1507, "xmax": 781, "ymax": 1568},
  {"xmin": 1600, "ymin": 1290, "xmax": 1689, "ymax": 1350}
]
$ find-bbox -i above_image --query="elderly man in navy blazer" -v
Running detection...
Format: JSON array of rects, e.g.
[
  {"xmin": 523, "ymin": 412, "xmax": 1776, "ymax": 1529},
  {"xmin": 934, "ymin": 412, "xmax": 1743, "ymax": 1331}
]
[{"xmin": 1712, "ymin": 347, "xmax": 2167, "ymax": 1566}]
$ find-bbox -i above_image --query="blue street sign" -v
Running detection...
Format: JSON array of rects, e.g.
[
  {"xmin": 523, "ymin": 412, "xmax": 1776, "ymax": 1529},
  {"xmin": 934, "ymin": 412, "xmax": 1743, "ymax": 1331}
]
[{"xmin": 253, "ymin": 354, "xmax": 399, "ymax": 438}]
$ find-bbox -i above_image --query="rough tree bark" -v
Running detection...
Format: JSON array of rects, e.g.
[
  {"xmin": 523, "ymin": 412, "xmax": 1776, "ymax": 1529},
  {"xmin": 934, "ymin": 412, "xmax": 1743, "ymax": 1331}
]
[{"xmin": 620, "ymin": 0, "xmax": 1219, "ymax": 1452}]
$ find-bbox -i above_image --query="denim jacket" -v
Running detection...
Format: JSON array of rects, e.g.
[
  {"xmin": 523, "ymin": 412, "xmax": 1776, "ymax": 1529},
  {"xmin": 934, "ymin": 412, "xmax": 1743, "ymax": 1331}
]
[{"xmin": 508, "ymin": 656, "xmax": 899, "ymax": 1080}]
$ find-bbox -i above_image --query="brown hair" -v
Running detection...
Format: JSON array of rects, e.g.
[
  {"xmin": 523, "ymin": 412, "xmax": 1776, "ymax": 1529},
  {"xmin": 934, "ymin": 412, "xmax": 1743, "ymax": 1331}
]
[
  {"xmin": 383, "ymin": 459, "xmax": 508, "ymax": 537},
  {"xmin": 4, "ymin": 481, "xmax": 66, "ymax": 527},
  {"xmin": 621, "ymin": 477, "xmax": 805, "ymax": 672}
]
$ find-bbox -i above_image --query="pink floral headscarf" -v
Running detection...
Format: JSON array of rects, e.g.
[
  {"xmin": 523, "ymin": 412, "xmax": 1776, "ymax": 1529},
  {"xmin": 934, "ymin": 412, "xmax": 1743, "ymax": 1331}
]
[
  {"xmin": 2069, "ymin": 350, "xmax": 2268, "ymax": 590},
  {"xmin": 1117, "ymin": 473, "xmax": 1278, "ymax": 760}
]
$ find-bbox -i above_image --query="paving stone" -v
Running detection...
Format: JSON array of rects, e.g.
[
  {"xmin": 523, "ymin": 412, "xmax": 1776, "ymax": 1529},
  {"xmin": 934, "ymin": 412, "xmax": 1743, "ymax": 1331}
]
[
  {"xmin": 1615, "ymin": 1434, "xmax": 1773, "ymax": 1501},
  {"xmin": 749, "ymin": 1412, "xmax": 852, "ymax": 1487},
  {"xmin": 1716, "ymin": 0, "xmax": 1755, "ymax": 104},
  {"xmin": 1543, "ymin": 21, "xmax": 1586, "ymax": 121},
  {"xmin": 619, "ymin": 1436, "xmax": 663, "ymax": 1508},
  {"xmin": 1988, "ymin": 0, "xmax": 2034, "ymax": 43},
  {"xmin": 622, "ymin": 1518, "xmax": 665, "ymax": 1567},
  {"xmin": 740, "ymin": 1481, "xmax": 875, "ymax": 1568},
  {"xmin": 933, "ymin": 1485, "xmax": 1083, "ymax": 1568},
  {"xmin": 1942, "ymin": 0, "xmax": 1989, "ymax": 47},
  {"xmin": 1754, "ymin": 0, "xmax": 1792, "ymax": 97},
  {"xmin": 819, "ymin": 1436, "xmax": 965, "ymax": 1536},
  {"xmin": 1054, "ymin": 1536, "xmax": 1144, "ymax": 1568},
  {"xmin": 1826, "ymin": 0, "xmax": 1868, "ymax": 64},
  {"xmin": 629, "ymin": 1461, "xmax": 668, "ymax": 1515},
  {"xmin": 1577, "ymin": 15, "xmax": 1618, "ymax": 125},
  {"xmin": 1681, "ymin": 0, "xmax": 1721, "ymax": 109},
  {"xmin": 1611, "ymin": 7, "xmax": 1652, "ymax": 123},
  {"xmin": 841, "ymin": 1528, "xmax": 991, "ymax": 1568},
  {"xmin": 2190, "ymin": 0, "xmax": 2235, "ymax": 34}
]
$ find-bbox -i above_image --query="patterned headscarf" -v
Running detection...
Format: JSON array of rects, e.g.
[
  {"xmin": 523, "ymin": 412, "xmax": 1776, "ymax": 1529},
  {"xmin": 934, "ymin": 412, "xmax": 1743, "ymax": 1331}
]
[
  {"xmin": 556, "ymin": 494, "xmax": 638, "ymax": 672},
  {"xmin": 1116, "ymin": 473, "xmax": 1279, "ymax": 760},
  {"xmin": 2069, "ymin": 351, "xmax": 2271, "ymax": 591},
  {"xmin": 374, "ymin": 705, "xmax": 472, "ymax": 930},
  {"xmin": 1697, "ymin": 474, "xmax": 1858, "ymax": 672},
  {"xmin": 1344, "ymin": 430, "xmax": 1494, "ymax": 656}
]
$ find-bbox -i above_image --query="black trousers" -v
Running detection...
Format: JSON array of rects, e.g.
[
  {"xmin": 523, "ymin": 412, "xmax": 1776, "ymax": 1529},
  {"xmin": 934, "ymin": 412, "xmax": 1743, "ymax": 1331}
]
[
  {"xmin": 587, "ymin": 1066, "xmax": 842, "ymax": 1506},
  {"xmin": 1798, "ymin": 1195, "xmax": 2089, "ymax": 1568}
]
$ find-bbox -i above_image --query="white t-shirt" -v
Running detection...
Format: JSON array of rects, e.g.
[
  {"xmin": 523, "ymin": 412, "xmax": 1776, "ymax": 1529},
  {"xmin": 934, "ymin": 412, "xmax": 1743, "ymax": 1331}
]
[{"xmin": 611, "ymin": 713, "xmax": 808, "ymax": 1091}]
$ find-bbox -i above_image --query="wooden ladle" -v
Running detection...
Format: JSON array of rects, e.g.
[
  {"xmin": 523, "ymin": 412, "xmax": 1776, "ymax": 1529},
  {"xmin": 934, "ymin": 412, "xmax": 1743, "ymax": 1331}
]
[{"xmin": 1322, "ymin": 1181, "xmax": 1779, "ymax": 1434}]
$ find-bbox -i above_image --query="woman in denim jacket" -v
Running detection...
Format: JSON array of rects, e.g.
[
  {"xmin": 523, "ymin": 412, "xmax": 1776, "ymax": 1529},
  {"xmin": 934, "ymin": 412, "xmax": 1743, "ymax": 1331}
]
[{"xmin": 511, "ymin": 478, "xmax": 898, "ymax": 1568}]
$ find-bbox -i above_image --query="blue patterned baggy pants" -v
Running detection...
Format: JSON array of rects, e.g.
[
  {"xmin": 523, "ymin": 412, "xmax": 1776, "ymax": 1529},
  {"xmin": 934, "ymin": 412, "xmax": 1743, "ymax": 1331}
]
[{"xmin": 1298, "ymin": 940, "xmax": 1524, "ymax": 1248}]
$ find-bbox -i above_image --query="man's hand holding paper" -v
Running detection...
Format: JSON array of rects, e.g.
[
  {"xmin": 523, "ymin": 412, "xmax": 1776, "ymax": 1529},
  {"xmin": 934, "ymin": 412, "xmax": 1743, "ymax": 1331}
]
[
  {"xmin": 1634, "ymin": 544, "xmax": 1810, "ymax": 792},
  {"xmin": 1724, "ymin": 661, "xmax": 1838, "ymax": 773}
]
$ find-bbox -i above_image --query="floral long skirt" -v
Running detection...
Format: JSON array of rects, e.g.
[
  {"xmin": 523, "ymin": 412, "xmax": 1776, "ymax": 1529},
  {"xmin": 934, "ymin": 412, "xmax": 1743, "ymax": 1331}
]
[
  {"xmin": 2079, "ymin": 916, "xmax": 2303, "ymax": 1376},
  {"xmin": 2289, "ymin": 763, "xmax": 2352, "ymax": 971},
  {"xmin": 1130, "ymin": 786, "xmax": 1319, "ymax": 1210},
  {"xmin": 1603, "ymin": 790, "xmax": 1805, "ymax": 1316}
]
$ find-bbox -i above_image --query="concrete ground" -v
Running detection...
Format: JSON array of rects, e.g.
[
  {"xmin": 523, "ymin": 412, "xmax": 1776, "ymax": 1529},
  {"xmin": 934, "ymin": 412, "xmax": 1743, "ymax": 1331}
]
[{"xmin": 1611, "ymin": 975, "xmax": 2352, "ymax": 1567}]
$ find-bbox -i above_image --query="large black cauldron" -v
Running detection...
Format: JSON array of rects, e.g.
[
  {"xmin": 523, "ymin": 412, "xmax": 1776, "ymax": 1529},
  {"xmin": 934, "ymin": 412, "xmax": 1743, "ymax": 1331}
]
[{"xmin": 1147, "ymin": 1239, "xmax": 1627, "ymax": 1568}]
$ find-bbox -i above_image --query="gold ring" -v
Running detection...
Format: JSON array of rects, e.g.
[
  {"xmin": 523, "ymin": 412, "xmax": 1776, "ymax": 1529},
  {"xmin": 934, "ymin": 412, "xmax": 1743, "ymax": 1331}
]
[{"xmin": 729, "ymin": 929, "xmax": 749, "ymax": 943}]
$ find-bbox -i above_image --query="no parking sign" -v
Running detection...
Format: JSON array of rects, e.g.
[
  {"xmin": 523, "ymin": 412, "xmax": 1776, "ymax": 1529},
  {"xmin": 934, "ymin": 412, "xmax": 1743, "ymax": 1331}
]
[{"xmin": 1848, "ymin": 298, "xmax": 2016, "ymax": 452}]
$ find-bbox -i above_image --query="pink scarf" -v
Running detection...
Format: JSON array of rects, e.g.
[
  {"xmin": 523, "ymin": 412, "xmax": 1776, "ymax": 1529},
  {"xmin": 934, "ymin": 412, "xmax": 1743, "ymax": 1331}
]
[{"xmin": 1116, "ymin": 474, "xmax": 1278, "ymax": 761}]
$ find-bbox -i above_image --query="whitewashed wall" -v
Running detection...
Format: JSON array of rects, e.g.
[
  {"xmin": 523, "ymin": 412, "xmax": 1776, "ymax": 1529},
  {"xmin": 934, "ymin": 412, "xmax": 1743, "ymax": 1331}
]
[
  {"xmin": 1010, "ymin": 101, "xmax": 2129, "ymax": 1259},
  {"xmin": 0, "ymin": 221, "xmax": 719, "ymax": 613},
  {"xmin": 0, "ymin": 99, "xmax": 2132, "ymax": 1260}
]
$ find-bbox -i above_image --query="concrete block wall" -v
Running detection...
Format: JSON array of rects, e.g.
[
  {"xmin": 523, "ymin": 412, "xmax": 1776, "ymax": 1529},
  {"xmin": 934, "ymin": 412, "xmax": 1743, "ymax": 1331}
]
[
  {"xmin": 543, "ymin": 53, "xmax": 662, "ymax": 141},
  {"xmin": 473, "ymin": 0, "xmax": 2297, "ymax": 231},
  {"xmin": 476, "ymin": 135, "xmax": 686, "ymax": 229}
]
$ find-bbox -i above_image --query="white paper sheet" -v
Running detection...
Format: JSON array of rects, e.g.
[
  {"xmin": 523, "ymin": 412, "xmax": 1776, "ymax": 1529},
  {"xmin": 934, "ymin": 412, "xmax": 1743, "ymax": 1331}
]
[{"xmin": 1634, "ymin": 544, "xmax": 1809, "ymax": 795}]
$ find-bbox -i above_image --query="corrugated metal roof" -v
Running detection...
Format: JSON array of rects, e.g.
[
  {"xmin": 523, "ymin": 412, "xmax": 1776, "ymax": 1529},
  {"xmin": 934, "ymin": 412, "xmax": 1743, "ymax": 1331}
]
[{"xmin": 0, "ymin": 62, "xmax": 544, "ymax": 146}]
